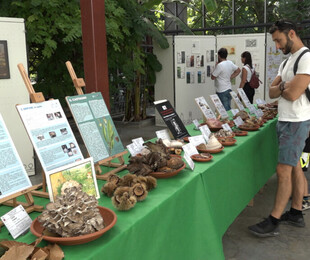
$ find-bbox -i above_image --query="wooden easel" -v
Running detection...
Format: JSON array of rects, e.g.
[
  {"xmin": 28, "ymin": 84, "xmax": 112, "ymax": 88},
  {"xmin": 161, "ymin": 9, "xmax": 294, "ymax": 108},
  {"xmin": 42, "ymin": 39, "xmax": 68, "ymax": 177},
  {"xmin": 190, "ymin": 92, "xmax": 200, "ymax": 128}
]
[
  {"xmin": 65, "ymin": 61, "xmax": 127, "ymax": 180},
  {"xmin": 17, "ymin": 63, "xmax": 49, "ymax": 198}
]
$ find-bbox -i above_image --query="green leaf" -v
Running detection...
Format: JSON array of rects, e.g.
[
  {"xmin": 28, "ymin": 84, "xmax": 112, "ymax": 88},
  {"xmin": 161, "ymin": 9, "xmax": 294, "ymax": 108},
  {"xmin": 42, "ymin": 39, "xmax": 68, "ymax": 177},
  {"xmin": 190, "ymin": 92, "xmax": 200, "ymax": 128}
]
[
  {"xmin": 143, "ymin": 0, "xmax": 163, "ymax": 9},
  {"xmin": 142, "ymin": 17, "xmax": 169, "ymax": 49},
  {"xmin": 203, "ymin": 0, "xmax": 217, "ymax": 12}
]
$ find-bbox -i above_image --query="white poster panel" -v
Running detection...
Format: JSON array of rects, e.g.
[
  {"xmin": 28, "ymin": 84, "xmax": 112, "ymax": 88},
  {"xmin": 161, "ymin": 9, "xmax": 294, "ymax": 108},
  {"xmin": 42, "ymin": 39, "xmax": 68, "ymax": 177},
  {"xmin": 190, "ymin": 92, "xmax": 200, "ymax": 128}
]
[
  {"xmin": 0, "ymin": 113, "xmax": 32, "ymax": 200},
  {"xmin": 16, "ymin": 100, "xmax": 84, "ymax": 173}
]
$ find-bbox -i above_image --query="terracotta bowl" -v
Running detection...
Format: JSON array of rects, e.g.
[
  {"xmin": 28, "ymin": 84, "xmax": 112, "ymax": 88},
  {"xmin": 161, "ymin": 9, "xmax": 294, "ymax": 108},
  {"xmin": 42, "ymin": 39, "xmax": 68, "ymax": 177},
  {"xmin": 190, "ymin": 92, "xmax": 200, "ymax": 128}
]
[
  {"xmin": 197, "ymin": 146, "xmax": 224, "ymax": 154},
  {"xmin": 30, "ymin": 206, "xmax": 117, "ymax": 246},
  {"xmin": 150, "ymin": 163, "xmax": 186, "ymax": 179},
  {"xmin": 238, "ymin": 125, "xmax": 260, "ymax": 131},
  {"xmin": 233, "ymin": 130, "xmax": 248, "ymax": 136},
  {"xmin": 218, "ymin": 137, "xmax": 237, "ymax": 146},
  {"xmin": 191, "ymin": 153, "xmax": 213, "ymax": 162}
]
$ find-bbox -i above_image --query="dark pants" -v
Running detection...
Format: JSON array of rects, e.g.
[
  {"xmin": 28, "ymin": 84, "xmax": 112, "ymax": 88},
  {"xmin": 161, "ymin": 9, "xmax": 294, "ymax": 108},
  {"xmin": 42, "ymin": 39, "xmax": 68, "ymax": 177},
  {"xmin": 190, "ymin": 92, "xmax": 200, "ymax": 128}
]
[
  {"xmin": 216, "ymin": 89, "xmax": 232, "ymax": 111},
  {"xmin": 243, "ymin": 82, "xmax": 255, "ymax": 104}
]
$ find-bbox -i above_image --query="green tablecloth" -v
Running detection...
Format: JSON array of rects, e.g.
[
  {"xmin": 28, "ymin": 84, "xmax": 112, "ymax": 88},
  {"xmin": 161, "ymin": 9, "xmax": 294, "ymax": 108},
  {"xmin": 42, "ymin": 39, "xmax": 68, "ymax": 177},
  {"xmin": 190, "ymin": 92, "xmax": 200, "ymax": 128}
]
[{"xmin": 0, "ymin": 118, "xmax": 278, "ymax": 260}]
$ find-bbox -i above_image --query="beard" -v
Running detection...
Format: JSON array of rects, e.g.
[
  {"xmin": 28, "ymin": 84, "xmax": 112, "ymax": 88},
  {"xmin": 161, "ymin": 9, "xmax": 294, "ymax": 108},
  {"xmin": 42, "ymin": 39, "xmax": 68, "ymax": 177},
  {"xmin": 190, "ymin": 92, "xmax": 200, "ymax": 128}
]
[{"xmin": 282, "ymin": 35, "xmax": 293, "ymax": 55}]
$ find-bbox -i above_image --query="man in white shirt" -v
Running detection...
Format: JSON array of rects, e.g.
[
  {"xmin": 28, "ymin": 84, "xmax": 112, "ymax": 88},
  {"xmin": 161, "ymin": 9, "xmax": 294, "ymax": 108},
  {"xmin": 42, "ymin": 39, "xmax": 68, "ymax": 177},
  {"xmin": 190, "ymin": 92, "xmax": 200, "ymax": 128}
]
[
  {"xmin": 249, "ymin": 19, "xmax": 310, "ymax": 237},
  {"xmin": 211, "ymin": 48, "xmax": 240, "ymax": 110}
]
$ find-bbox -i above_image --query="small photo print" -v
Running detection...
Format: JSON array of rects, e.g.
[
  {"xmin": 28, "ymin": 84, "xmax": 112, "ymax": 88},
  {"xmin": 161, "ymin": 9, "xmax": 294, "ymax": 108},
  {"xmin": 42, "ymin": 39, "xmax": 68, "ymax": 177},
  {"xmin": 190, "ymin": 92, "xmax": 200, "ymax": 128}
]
[
  {"xmin": 67, "ymin": 149, "xmax": 73, "ymax": 157},
  {"xmin": 200, "ymin": 55, "xmax": 204, "ymax": 67},
  {"xmin": 186, "ymin": 55, "xmax": 191, "ymax": 67},
  {"xmin": 196, "ymin": 55, "xmax": 201, "ymax": 68},
  {"xmin": 49, "ymin": 131, "xmax": 56, "ymax": 138},
  {"xmin": 177, "ymin": 52, "xmax": 182, "ymax": 64},
  {"xmin": 177, "ymin": 66, "xmax": 182, "ymax": 78},
  {"xmin": 207, "ymin": 66, "xmax": 211, "ymax": 77},
  {"xmin": 46, "ymin": 113, "xmax": 54, "ymax": 121},
  {"xmin": 37, "ymin": 135, "xmax": 45, "ymax": 141},
  {"xmin": 186, "ymin": 72, "xmax": 191, "ymax": 84},
  {"xmin": 62, "ymin": 144, "xmax": 68, "ymax": 153},
  {"xmin": 198, "ymin": 71, "xmax": 202, "ymax": 83},
  {"xmin": 190, "ymin": 55, "xmax": 195, "ymax": 67},
  {"xmin": 60, "ymin": 128, "xmax": 68, "ymax": 135},
  {"xmin": 210, "ymin": 50, "xmax": 215, "ymax": 62},
  {"xmin": 181, "ymin": 51, "xmax": 185, "ymax": 63},
  {"xmin": 245, "ymin": 39, "xmax": 257, "ymax": 48},
  {"xmin": 69, "ymin": 142, "xmax": 76, "ymax": 149},
  {"xmin": 54, "ymin": 112, "xmax": 62, "ymax": 119},
  {"xmin": 190, "ymin": 71, "xmax": 195, "ymax": 83}
]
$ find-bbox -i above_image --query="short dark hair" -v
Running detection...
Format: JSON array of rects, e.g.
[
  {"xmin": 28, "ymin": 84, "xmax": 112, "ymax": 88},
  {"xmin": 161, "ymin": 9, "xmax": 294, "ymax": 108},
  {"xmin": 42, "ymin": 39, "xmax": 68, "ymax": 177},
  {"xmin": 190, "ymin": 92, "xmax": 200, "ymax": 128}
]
[
  {"xmin": 241, "ymin": 51, "xmax": 252, "ymax": 68},
  {"xmin": 269, "ymin": 19, "xmax": 298, "ymax": 36},
  {"xmin": 218, "ymin": 48, "xmax": 228, "ymax": 59}
]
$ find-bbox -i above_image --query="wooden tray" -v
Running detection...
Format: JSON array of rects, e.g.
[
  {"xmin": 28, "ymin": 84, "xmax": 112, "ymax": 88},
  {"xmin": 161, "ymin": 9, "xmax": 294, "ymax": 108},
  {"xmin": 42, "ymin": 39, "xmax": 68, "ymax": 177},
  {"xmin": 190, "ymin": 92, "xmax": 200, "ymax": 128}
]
[
  {"xmin": 30, "ymin": 206, "xmax": 117, "ymax": 245},
  {"xmin": 197, "ymin": 146, "xmax": 224, "ymax": 154},
  {"xmin": 150, "ymin": 163, "xmax": 186, "ymax": 179},
  {"xmin": 191, "ymin": 153, "xmax": 213, "ymax": 162}
]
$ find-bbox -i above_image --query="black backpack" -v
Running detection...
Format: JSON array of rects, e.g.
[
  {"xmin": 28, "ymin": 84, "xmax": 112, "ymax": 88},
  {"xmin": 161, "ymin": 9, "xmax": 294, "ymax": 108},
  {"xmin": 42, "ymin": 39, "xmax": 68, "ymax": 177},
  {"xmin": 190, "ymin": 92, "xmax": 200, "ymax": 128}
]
[{"xmin": 282, "ymin": 49, "xmax": 310, "ymax": 101}]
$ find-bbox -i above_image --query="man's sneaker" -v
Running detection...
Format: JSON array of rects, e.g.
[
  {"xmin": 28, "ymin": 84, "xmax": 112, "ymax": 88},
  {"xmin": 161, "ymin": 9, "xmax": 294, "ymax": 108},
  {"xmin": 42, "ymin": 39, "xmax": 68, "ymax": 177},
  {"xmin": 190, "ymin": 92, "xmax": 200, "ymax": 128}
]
[
  {"xmin": 248, "ymin": 217, "xmax": 280, "ymax": 237},
  {"xmin": 280, "ymin": 211, "xmax": 305, "ymax": 227},
  {"xmin": 302, "ymin": 199, "xmax": 310, "ymax": 211}
]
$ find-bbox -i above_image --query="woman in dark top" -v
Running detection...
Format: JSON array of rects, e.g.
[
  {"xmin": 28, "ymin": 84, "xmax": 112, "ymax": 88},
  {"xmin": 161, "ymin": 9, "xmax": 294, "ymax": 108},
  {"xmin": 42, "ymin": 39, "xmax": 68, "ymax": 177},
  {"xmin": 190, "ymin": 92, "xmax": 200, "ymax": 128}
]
[{"xmin": 239, "ymin": 51, "xmax": 255, "ymax": 103}]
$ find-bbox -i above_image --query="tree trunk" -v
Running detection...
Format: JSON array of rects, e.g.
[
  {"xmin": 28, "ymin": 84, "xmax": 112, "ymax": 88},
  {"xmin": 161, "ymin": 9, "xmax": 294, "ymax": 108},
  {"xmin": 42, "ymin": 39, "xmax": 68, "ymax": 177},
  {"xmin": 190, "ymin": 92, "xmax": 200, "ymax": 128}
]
[{"xmin": 134, "ymin": 70, "xmax": 141, "ymax": 121}]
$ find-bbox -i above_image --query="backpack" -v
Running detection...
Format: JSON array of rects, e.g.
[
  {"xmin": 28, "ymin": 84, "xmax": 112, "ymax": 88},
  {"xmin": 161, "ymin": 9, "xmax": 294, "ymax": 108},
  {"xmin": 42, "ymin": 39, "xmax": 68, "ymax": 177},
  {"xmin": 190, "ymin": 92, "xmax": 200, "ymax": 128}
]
[
  {"xmin": 282, "ymin": 49, "xmax": 310, "ymax": 101},
  {"xmin": 247, "ymin": 66, "xmax": 262, "ymax": 89}
]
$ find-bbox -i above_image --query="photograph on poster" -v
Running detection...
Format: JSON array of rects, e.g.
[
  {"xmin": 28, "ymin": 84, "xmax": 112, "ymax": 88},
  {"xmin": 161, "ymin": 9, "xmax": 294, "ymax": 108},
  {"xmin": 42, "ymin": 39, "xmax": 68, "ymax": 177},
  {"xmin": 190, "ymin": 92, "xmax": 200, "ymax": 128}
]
[
  {"xmin": 16, "ymin": 100, "xmax": 84, "ymax": 173},
  {"xmin": 190, "ymin": 71, "xmax": 195, "ymax": 83},
  {"xmin": 186, "ymin": 55, "xmax": 190, "ymax": 67},
  {"xmin": 186, "ymin": 71, "xmax": 190, "ymax": 83},
  {"xmin": 181, "ymin": 51, "xmax": 185, "ymax": 63},
  {"xmin": 223, "ymin": 46, "xmax": 235, "ymax": 55},
  {"xmin": 245, "ymin": 39, "xmax": 257, "ymax": 48},
  {"xmin": 177, "ymin": 52, "xmax": 181, "ymax": 64},
  {"xmin": 196, "ymin": 55, "xmax": 201, "ymax": 68},
  {"xmin": 177, "ymin": 67, "xmax": 181, "ymax": 78},
  {"xmin": 207, "ymin": 66, "xmax": 211, "ymax": 77},
  {"xmin": 0, "ymin": 114, "xmax": 32, "ymax": 200},
  {"xmin": 46, "ymin": 157, "xmax": 100, "ymax": 202},
  {"xmin": 198, "ymin": 71, "xmax": 202, "ymax": 83},
  {"xmin": 190, "ymin": 55, "xmax": 194, "ymax": 67},
  {"xmin": 0, "ymin": 41, "xmax": 10, "ymax": 79},
  {"xmin": 200, "ymin": 55, "xmax": 204, "ymax": 67}
]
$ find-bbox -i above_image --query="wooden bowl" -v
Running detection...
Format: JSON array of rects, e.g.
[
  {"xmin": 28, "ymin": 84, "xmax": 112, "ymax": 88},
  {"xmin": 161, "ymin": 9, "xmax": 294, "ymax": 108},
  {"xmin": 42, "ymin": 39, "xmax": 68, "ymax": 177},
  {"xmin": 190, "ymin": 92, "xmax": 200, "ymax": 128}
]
[
  {"xmin": 30, "ymin": 206, "xmax": 117, "ymax": 246},
  {"xmin": 191, "ymin": 153, "xmax": 213, "ymax": 162},
  {"xmin": 197, "ymin": 146, "xmax": 224, "ymax": 154},
  {"xmin": 150, "ymin": 163, "xmax": 186, "ymax": 179}
]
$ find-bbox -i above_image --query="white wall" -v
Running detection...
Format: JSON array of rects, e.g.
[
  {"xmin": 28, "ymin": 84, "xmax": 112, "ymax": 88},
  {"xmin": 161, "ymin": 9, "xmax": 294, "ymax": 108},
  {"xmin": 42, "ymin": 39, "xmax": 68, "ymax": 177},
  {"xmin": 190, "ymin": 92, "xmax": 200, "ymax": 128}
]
[{"xmin": 0, "ymin": 17, "xmax": 34, "ymax": 175}]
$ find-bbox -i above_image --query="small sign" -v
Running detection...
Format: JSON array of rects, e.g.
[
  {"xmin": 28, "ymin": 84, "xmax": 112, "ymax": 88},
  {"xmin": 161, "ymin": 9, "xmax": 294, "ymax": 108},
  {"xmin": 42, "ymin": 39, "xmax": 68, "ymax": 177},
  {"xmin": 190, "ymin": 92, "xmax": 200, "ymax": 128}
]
[
  {"xmin": 248, "ymin": 104, "xmax": 257, "ymax": 115},
  {"xmin": 126, "ymin": 143, "xmax": 140, "ymax": 156},
  {"xmin": 210, "ymin": 94, "xmax": 229, "ymax": 118},
  {"xmin": 230, "ymin": 91, "xmax": 245, "ymax": 111},
  {"xmin": 233, "ymin": 116, "xmax": 244, "ymax": 127},
  {"xmin": 182, "ymin": 142, "xmax": 199, "ymax": 157},
  {"xmin": 132, "ymin": 137, "xmax": 145, "ymax": 151},
  {"xmin": 188, "ymin": 135, "xmax": 205, "ymax": 146},
  {"xmin": 237, "ymin": 88, "xmax": 252, "ymax": 108},
  {"xmin": 194, "ymin": 96, "xmax": 216, "ymax": 119},
  {"xmin": 256, "ymin": 98, "xmax": 267, "ymax": 105},
  {"xmin": 1, "ymin": 205, "xmax": 32, "ymax": 239},
  {"xmin": 257, "ymin": 109, "xmax": 264, "ymax": 117},
  {"xmin": 199, "ymin": 125, "xmax": 211, "ymax": 142},
  {"xmin": 183, "ymin": 153, "xmax": 195, "ymax": 171},
  {"xmin": 231, "ymin": 108, "xmax": 240, "ymax": 116},
  {"xmin": 193, "ymin": 119, "xmax": 200, "ymax": 130},
  {"xmin": 156, "ymin": 129, "xmax": 171, "ymax": 140},
  {"xmin": 222, "ymin": 123, "xmax": 232, "ymax": 132}
]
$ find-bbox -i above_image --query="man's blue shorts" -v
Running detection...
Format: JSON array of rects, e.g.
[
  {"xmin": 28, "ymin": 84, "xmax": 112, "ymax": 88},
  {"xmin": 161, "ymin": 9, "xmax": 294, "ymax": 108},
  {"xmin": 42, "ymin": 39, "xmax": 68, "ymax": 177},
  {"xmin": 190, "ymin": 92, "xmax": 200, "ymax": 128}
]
[{"xmin": 277, "ymin": 120, "xmax": 310, "ymax": 167}]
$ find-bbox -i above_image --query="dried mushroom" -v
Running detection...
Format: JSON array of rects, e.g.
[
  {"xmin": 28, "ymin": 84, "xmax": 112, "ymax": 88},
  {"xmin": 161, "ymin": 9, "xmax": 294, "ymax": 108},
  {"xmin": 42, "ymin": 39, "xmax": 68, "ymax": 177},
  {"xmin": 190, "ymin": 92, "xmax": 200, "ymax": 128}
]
[
  {"xmin": 38, "ymin": 186, "xmax": 104, "ymax": 237},
  {"xmin": 112, "ymin": 187, "xmax": 137, "ymax": 211},
  {"xmin": 166, "ymin": 157, "xmax": 184, "ymax": 169}
]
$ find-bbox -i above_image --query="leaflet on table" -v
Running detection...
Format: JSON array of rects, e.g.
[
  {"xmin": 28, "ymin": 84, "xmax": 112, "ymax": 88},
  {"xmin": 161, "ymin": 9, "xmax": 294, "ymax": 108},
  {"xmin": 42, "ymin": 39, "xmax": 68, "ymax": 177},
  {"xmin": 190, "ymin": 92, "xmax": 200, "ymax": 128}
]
[
  {"xmin": 256, "ymin": 98, "xmax": 267, "ymax": 105},
  {"xmin": 126, "ymin": 143, "xmax": 140, "ymax": 156},
  {"xmin": 248, "ymin": 104, "xmax": 257, "ymax": 115},
  {"xmin": 222, "ymin": 123, "xmax": 232, "ymax": 132},
  {"xmin": 230, "ymin": 108, "xmax": 240, "ymax": 116},
  {"xmin": 230, "ymin": 91, "xmax": 245, "ymax": 111},
  {"xmin": 209, "ymin": 94, "xmax": 229, "ymax": 119},
  {"xmin": 194, "ymin": 96, "xmax": 216, "ymax": 119},
  {"xmin": 132, "ymin": 137, "xmax": 145, "ymax": 151},
  {"xmin": 16, "ymin": 100, "xmax": 84, "ymax": 173},
  {"xmin": 233, "ymin": 116, "xmax": 244, "ymax": 127},
  {"xmin": 1, "ymin": 205, "xmax": 32, "ymax": 239},
  {"xmin": 183, "ymin": 153, "xmax": 195, "ymax": 171},
  {"xmin": 0, "ymin": 114, "xmax": 32, "ymax": 200},
  {"xmin": 237, "ymin": 88, "xmax": 252, "ymax": 108},
  {"xmin": 182, "ymin": 142, "xmax": 199, "ymax": 157},
  {"xmin": 156, "ymin": 129, "xmax": 171, "ymax": 141},
  {"xmin": 188, "ymin": 135, "xmax": 205, "ymax": 146},
  {"xmin": 66, "ymin": 93, "xmax": 124, "ymax": 163},
  {"xmin": 199, "ymin": 125, "xmax": 211, "ymax": 142},
  {"xmin": 254, "ymin": 108, "xmax": 264, "ymax": 118},
  {"xmin": 154, "ymin": 100, "xmax": 189, "ymax": 139},
  {"xmin": 192, "ymin": 119, "xmax": 200, "ymax": 130}
]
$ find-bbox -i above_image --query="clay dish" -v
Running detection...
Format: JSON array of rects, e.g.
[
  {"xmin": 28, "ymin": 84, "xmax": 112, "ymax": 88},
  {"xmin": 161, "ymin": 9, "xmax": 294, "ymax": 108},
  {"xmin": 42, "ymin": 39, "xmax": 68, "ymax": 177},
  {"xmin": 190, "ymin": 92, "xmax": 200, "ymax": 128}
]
[{"xmin": 150, "ymin": 163, "xmax": 186, "ymax": 179}]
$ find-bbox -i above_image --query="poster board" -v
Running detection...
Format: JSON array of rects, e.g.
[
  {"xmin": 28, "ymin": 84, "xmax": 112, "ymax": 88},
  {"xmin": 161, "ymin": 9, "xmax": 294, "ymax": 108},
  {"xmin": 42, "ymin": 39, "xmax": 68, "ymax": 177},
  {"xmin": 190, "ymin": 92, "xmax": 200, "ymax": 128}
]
[
  {"xmin": 0, "ymin": 113, "xmax": 32, "ymax": 200},
  {"xmin": 194, "ymin": 96, "xmax": 216, "ymax": 119},
  {"xmin": 16, "ymin": 99, "xmax": 84, "ymax": 173},
  {"xmin": 0, "ymin": 17, "xmax": 34, "ymax": 175},
  {"xmin": 46, "ymin": 157, "xmax": 99, "ymax": 202},
  {"xmin": 66, "ymin": 92, "xmax": 124, "ymax": 163}
]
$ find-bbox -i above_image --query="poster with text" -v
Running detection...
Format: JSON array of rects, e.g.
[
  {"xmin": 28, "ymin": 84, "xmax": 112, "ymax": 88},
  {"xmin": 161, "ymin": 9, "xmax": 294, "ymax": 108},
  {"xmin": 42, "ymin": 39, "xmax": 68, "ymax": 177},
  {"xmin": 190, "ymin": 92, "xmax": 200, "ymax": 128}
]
[
  {"xmin": 16, "ymin": 100, "xmax": 84, "ymax": 173},
  {"xmin": 66, "ymin": 92, "xmax": 124, "ymax": 163},
  {"xmin": 0, "ymin": 114, "xmax": 32, "ymax": 200},
  {"xmin": 154, "ymin": 100, "xmax": 189, "ymax": 139}
]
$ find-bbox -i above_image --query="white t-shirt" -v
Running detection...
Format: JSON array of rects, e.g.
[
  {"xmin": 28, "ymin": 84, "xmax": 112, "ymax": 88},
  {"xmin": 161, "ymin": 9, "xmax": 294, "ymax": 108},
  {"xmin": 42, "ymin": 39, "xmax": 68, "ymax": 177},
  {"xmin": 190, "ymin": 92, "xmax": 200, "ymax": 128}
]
[
  {"xmin": 212, "ymin": 60, "xmax": 239, "ymax": 93},
  {"xmin": 242, "ymin": 65, "xmax": 253, "ymax": 82},
  {"xmin": 277, "ymin": 46, "xmax": 310, "ymax": 122}
]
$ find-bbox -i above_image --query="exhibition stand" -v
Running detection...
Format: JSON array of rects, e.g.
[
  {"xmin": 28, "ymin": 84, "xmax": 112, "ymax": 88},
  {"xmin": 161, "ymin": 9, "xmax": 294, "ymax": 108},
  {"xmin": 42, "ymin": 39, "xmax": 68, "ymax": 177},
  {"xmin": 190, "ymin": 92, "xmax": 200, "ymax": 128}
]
[{"xmin": 0, "ymin": 117, "xmax": 278, "ymax": 259}]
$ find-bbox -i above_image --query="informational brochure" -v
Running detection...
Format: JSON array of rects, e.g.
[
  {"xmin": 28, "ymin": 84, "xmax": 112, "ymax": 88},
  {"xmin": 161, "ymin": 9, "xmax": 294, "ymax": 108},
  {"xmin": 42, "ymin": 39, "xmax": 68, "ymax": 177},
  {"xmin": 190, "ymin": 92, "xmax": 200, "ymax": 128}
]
[
  {"xmin": 0, "ymin": 114, "xmax": 32, "ymax": 200},
  {"xmin": 233, "ymin": 116, "xmax": 244, "ymax": 127},
  {"xmin": 182, "ymin": 142, "xmax": 199, "ymax": 157},
  {"xmin": 188, "ymin": 135, "xmax": 205, "ymax": 146},
  {"xmin": 194, "ymin": 96, "xmax": 216, "ymax": 119},
  {"xmin": 154, "ymin": 100, "xmax": 189, "ymax": 139},
  {"xmin": 222, "ymin": 123, "xmax": 232, "ymax": 132},
  {"xmin": 183, "ymin": 153, "xmax": 195, "ymax": 171},
  {"xmin": 66, "ymin": 93, "xmax": 124, "ymax": 163},
  {"xmin": 156, "ymin": 129, "xmax": 171, "ymax": 141},
  {"xmin": 1, "ymin": 205, "xmax": 32, "ymax": 239},
  {"xmin": 199, "ymin": 124, "xmax": 211, "ymax": 142},
  {"xmin": 230, "ymin": 91, "xmax": 245, "ymax": 111},
  {"xmin": 16, "ymin": 100, "xmax": 84, "ymax": 173},
  {"xmin": 126, "ymin": 143, "xmax": 140, "ymax": 156},
  {"xmin": 132, "ymin": 137, "xmax": 145, "ymax": 151},
  {"xmin": 210, "ymin": 94, "xmax": 229, "ymax": 118},
  {"xmin": 237, "ymin": 88, "xmax": 252, "ymax": 108}
]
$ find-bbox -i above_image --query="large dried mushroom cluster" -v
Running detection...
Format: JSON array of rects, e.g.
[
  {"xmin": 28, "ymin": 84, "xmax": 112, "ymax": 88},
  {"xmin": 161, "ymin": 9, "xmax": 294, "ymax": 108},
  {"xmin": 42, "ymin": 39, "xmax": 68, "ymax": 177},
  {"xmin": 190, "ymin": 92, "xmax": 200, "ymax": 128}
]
[{"xmin": 38, "ymin": 186, "xmax": 104, "ymax": 237}]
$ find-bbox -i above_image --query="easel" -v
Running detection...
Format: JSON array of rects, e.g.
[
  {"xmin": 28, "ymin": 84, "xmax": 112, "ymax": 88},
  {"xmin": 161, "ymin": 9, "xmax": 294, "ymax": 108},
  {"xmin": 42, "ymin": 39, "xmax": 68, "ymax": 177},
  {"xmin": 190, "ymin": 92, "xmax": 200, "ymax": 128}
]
[
  {"xmin": 65, "ymin": 61, "xmax": 127, "ymax": 180},
  {"xmin": 17, "ymin": 63, "xmax": 49, "ymax": 198}
]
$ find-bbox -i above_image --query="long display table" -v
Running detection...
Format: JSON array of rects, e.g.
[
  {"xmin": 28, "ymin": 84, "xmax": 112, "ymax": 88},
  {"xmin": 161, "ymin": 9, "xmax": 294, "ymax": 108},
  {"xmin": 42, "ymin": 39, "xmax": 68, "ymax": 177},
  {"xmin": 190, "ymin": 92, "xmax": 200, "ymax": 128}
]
[{"xmin": 0, "ymin": 118, "xmax": 278, "ymax": 260}]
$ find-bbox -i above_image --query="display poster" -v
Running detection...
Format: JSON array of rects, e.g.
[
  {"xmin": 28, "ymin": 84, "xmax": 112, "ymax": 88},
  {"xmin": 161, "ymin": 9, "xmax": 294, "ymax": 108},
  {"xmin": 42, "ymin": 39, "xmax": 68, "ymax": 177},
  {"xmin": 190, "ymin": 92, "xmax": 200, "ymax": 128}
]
[
  {"xmin": 237, "ymin": 88, "xmax": 252, "ymax": 108},
  {"xmin": 66, "ymin": 92, "xmax": 124, "ymax": 163},
  {"xmin": 210, "ymin": 94, "xmax": 229, "ymax": 118},
  {"xmin": 195, "ymin": 96, "xmax": 216, "ymax": 119},
  {"xmin": 16, "ymin": 100, "xmax": 84, "ymax": 173},
  {"xmin": 46, "ymin": 157, "xmax": 100, "ymax": 202},
  {"xmin": 154, "ymin": 100, "xmax": 189, "ymax": 139},
  {"xmin": 0, "ymin": 114, "xmax": 32, "ymax": 200},
  {"xmin": 230, "ymin": 91, "xmax": 245, "ymax": 111}
]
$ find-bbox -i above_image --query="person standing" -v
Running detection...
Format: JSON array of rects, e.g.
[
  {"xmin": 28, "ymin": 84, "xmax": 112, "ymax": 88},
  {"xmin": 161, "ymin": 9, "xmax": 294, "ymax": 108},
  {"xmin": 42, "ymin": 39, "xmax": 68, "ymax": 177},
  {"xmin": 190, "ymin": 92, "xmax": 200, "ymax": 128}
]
[
  {"xmin": 239, "ymin": 51, "xmax": 255, "ymax": 103},
  {"xmin": 248, "ymin": 20, "xmax": 310, "ymax": 237},
  {"xmin": 211, "ymin": 48, "xmax": 240, "ymax": 110}
]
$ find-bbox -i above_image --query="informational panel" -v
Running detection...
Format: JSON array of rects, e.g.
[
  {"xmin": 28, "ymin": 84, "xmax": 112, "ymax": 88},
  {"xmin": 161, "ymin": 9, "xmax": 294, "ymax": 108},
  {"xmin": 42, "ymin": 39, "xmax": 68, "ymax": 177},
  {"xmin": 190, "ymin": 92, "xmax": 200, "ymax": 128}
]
[
  {"xmin": 0, "ymin": 113, "xmax": 32, "ymax": 200},
  {"xmin": 216, "ymin": 34, "xmax": 266, "ymax": 103},
  {"xmin": 16, "ymin": 100, "xmax": 84, "ymax": 173},
  {"xmin": 0, "ymin": 17, "xmax": 34, "ymax": 175},
  {"xmin": 66, "ymin": 92, "xmax": 124, "ymax": 163}
]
